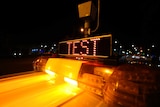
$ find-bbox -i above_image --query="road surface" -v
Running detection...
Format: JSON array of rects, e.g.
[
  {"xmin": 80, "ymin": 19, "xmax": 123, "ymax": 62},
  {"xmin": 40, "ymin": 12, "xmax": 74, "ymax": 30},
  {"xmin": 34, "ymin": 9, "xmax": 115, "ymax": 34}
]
[{"xmin": 0, "ymin": 71, "xmax": 107, "ymax": 107}]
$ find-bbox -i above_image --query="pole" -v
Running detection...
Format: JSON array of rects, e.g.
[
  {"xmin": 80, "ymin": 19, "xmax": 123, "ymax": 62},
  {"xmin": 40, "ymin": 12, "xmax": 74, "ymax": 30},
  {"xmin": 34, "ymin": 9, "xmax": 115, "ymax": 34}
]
[
  {"xmin": 84, "ymin": 19, "xmax": 90, "ymax": 37},
  {"xmin": 91, "ymin": 0, "xmax": 100, "ymax": 33}
]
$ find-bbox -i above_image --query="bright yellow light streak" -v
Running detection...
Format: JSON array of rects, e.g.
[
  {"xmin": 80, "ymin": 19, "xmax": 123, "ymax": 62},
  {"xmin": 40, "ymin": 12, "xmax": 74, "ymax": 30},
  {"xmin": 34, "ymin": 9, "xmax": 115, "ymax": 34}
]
[
  {"xmin": 45, "ymin": 69, "xmax": 57, "ymax": 84},
  {"xmin": 64, "ymin": 77, "xmax": 78, "ymax": 86},
  {"xmin": 45, "ymin": 69, "xmax": 56, "ymax": 76}
]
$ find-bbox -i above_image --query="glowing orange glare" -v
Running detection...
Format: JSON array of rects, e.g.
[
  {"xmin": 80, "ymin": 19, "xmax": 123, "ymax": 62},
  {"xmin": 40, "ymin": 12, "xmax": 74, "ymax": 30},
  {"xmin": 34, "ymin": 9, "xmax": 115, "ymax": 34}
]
[
  {"xmin": 63, "ymin": 85, "xmax": 78, "ymax": 95},
  {"xmin": 56, "ymin": 83, "xmax": 81, "ymax": 96},
  {"xmin": 104, "ymin": 69, "xmax": 113, "ymax": 75},
  {"xmin": 94, "ymin": 67, "xmax": 114, "ymax": 76},
  {"xmin": 64, "ymin": 77, "xmax": 78, "ymax": 86},
  {"xmin": 45, "ymin": 58, "xmax": 84, "ymax": 80},
  {"xmin": 115, "ymin": 81, "xmax": 119, "ymax": 89}
]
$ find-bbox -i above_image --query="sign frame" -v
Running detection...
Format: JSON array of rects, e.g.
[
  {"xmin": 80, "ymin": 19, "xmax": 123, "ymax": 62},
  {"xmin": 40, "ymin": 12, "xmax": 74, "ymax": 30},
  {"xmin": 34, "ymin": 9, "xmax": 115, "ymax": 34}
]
[{"xmin": 58, "ymin": 34, "xmax": 112, "ymax": 59}]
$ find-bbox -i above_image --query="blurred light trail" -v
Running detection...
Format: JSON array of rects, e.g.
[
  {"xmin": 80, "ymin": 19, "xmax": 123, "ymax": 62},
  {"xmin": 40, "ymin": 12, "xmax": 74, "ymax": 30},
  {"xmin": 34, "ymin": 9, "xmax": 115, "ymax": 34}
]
[
  {"xmin": 0, "ymin": 71, "xmax": 107, "ymax": 107},
  {"xmin": 58, "ymin": 92, "xmax": 107, "ymax": 107}
]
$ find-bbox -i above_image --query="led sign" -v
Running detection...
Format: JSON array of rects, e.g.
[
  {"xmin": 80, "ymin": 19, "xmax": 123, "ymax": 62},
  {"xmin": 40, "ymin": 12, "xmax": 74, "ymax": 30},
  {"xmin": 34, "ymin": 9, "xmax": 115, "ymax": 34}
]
[{"xmin": 59, "ymin": 34, "xmax": 112, "ymax": 58}]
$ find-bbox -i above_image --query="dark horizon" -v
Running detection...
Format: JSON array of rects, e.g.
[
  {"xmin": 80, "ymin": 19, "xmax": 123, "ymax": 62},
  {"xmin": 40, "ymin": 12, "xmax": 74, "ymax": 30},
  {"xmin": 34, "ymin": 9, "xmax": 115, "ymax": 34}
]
[{"xmin": 0, "ymin": 0, "xmax": 160, "ymax": 49}]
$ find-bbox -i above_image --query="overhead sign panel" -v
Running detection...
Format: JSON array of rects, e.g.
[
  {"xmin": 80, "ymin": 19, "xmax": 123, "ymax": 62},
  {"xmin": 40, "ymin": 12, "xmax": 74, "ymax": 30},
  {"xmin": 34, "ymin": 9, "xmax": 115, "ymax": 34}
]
[{"xmin": 58, "ymin": 34, "xmax": 112, "ymax": 58}]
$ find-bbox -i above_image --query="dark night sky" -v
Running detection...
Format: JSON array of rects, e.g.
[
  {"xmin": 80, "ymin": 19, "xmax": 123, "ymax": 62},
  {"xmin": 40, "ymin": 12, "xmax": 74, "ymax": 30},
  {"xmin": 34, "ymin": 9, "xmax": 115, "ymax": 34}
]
[{"xmin": 0, "ymin": 0, "xmax": 160, "ymax": 49}]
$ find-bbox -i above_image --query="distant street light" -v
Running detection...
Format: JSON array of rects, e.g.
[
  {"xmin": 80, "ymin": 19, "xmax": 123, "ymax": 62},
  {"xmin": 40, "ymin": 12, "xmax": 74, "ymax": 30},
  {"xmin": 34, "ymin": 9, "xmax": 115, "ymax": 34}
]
[
  {"xmin": 80, "ymin": 28, "xmax": 84, "ymax": 32},
  {"xmin": 115, "ymin": 40, "xmax": 118, "ymax": 44}
]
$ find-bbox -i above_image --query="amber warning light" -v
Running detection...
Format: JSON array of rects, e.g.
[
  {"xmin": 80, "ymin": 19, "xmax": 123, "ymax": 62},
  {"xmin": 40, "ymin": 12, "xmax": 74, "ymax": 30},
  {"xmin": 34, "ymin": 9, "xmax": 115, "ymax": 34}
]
[{"xmin": 58, "ymin": 34, "xmax": 112, "ymax": 58}]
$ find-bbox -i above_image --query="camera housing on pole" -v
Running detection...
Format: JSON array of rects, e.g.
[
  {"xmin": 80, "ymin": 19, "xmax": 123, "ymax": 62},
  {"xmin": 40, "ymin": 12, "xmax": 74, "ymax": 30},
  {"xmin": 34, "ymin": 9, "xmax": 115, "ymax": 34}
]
[{"xmin": 78, "ymin": 0, "xmax": 97, "ymax": 37}]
